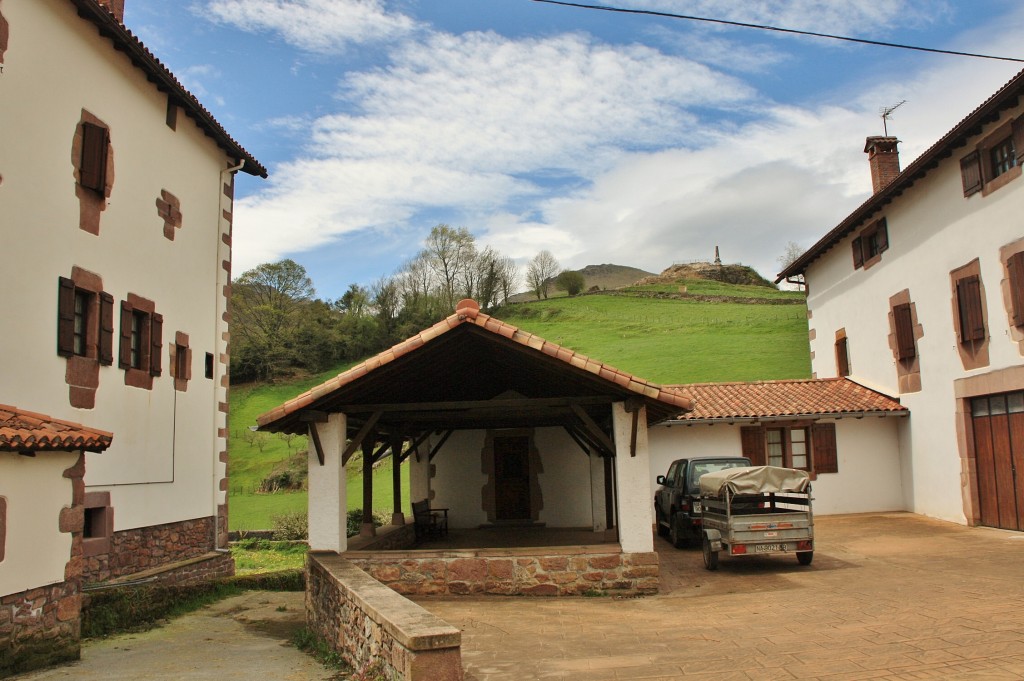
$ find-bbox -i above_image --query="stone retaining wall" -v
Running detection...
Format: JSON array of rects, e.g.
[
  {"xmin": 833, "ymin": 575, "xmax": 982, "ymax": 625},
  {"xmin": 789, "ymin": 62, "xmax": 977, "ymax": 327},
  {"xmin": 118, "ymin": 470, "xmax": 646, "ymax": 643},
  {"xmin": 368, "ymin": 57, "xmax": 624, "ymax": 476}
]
[
  {"xmin": 0, "ymin": 581, "xmax": 81, "ymax": 677},
  {"xmin": 348, "ymin": 546, "xmax": 659, "ymax": 596},
  {"xmin": 83, "ymin": 516, "xmax": 220, "ymax": 584},
  {"xmin": 307, "ymin": 553, "xmax": 462, "ymax": 681}
]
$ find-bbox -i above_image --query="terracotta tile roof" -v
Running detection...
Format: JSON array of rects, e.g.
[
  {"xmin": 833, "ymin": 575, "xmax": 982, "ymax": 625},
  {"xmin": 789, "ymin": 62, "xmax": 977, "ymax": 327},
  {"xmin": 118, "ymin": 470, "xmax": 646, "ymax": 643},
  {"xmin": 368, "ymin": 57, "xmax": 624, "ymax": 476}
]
[
  {"xmin": 777, "ymin": 67, "xmax": 1024, "ymax": 282},
  {"xmin": 0, "ymin": 404, "xmax": 113, "ymax": 452},
  {"xmin": 257, "ymin": 299, "xmax": 695, "ymax": 429},
  {"xmin": 68, "ymin": 0, "xmax": 266, "ymax": 177},
  {"xmin": 663, "ymin": 378, "xmax": 907, "ymax": 422}
]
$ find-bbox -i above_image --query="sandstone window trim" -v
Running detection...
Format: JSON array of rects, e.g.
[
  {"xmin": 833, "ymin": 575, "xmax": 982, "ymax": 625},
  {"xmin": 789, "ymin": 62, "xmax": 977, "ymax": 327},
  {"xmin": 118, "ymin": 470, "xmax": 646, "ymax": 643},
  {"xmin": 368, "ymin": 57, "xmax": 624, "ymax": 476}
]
[
  {"xmin": 835, "ymin": 330, "xmax": 851, "ymax": 378},
  {"xmin": 961, "ymin": 116, "xmax": 1024, "ymax": 198},
  {"xmin": 171, "ymin": 331, "xmax": 192, "ymax": 392},
  {"xmin": 852, "ymin": 218, "xmax": 889, "ymax": 270},
  {"xmin": 118, "ymin": 294, "xmax": 162, "ymax": 389},
  {"xmin": 82, "ymin": 491, "xmax": 113, "ymax": 558},
  {"xmin": 57, "ymin": 276, "xmax": 114, "ymax": 365}
]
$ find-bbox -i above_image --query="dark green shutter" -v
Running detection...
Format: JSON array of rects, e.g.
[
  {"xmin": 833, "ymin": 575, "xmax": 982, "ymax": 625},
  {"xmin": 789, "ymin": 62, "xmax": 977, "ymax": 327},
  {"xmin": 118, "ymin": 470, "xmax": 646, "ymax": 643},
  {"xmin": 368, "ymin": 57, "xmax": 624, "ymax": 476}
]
[
  {"xmin": 57, "ymin": 277, "xmax": 76, "ymax": 357},
  {"xmin": 118, "ymin": 301, "xmax": 133, "ymax": 369},
  {"xmin": 80, "ymin": 122, "xmax": 108, "ymax": 193},
  {"xmin": 812, "ymin": 422, "xmax": 838, "ymax": 474},
  {"xmin": 99, "ymin": 292, "xmax": 114, "ymax": 365},
  {"xmin": 150, "ymin": 312, "xmax": 163, "ymax": 376},
  {"xmin": 740, "ymin": 426, "xmax": 766, "ymax": 466},
  {"xmin": 960, "ymin": 151, "xmax": 982, "ymax": 196}
]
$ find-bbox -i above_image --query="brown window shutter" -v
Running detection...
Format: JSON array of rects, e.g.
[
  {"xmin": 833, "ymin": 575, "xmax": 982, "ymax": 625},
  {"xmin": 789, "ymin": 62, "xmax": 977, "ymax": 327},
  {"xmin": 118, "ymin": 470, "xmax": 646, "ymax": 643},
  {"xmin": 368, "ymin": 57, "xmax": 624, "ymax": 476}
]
[
  {"xmin": 956, "ymin": 275, "xmax": 985, "ymax": 342},
  {"xmin": 894, "ymin": 303, "xmax": 916, "ymax": 360},
  {"xmin": 57, "ymin": 277, "xmax": 76, "ymax": 357},
  {"xmin": 99, "ymin": 292, "xmax": 115, "ymax": 365},
  {"xmin": 118, "ymin": 300, "xmax": 133, "ymax": 369},
  {"xmin": 811, "ymin": 422, "xmax": 838, "ymax": 474},
  {"xmin": 876, "ymin": 218, "xmax": 888, "ymax": 252},
  {"xmin": 835, "ymin": 337, "xmax": 850, "ymax": 377},
  {"xmin": 960, "ymin": 151, "xmax": 982, "ymax": 196},
  {"xmin": 740, "ymin": 426, "xmax": 766, "ymax": 466},
  {"xmin": 1008, "ymin": 252, "xmax": 1024, "ymax": 327},
  {"xmin": 1013, "ymin": 116, "xmax": 1024, "ymax": 165},
  {"xmin": 150, "ymin": 312, "xmax": 163, "ymax": 376},
  {"xmin": 80, "ymin": 122, "xmax": 109, "ymax": 193},
  {"xmin": 852, "ymin": 237, "xmax": 864, "ymax": 269}
]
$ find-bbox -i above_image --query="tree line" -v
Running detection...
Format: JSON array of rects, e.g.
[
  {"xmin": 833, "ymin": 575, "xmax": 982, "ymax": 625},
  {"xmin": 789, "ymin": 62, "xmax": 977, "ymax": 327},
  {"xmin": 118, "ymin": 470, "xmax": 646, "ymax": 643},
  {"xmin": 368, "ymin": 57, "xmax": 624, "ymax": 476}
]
[{"xmin": 231, "ymin": 224, "xmax": 579, "ymax": 383}]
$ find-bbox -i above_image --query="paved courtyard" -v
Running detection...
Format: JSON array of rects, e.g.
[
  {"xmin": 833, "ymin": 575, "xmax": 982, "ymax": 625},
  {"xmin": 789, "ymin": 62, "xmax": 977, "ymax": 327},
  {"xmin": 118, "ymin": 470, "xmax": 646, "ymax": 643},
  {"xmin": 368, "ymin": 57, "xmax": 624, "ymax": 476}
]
[
  {"xmin": 419, "ymin": 513, "xmax": 1024, "ymax": 680},
  {"xmin": 13, "ymin": 512, "xmax": 1024, "ymax": 680}
]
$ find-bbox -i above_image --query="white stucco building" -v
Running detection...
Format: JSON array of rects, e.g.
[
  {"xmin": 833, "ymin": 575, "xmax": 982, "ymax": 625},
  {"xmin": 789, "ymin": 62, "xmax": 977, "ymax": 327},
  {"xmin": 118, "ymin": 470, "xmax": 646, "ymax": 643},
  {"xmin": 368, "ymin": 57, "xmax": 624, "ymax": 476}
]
[
  {"xmin": 778, "ymin": 68, "xmax": 1024, "ymax": 531},
  {"xmin": 1, "ymin": 1, "xmax": 264, "ymax": 668}
]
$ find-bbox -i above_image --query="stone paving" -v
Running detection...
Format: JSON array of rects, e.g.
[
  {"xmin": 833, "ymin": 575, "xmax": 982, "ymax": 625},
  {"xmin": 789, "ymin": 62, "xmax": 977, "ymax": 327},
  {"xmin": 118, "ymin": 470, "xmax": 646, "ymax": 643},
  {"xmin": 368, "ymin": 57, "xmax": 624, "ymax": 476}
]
[{"xmin": 418, "ymin": 513, "xmax": 1024, "ymax": 680}]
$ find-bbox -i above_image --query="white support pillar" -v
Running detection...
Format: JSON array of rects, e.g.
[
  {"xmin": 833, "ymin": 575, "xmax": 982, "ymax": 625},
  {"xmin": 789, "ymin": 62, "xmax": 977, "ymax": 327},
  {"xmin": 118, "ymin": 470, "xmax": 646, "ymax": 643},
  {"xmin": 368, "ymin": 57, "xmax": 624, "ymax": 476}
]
[
  {"xmin": 612, "ymin": 402, "xmax": 655, "ymax": 553},
  {"xmin": 589, "ymin": 453, "xmax": 607, "ymax": 532},
  {"xmin": 307, "ymin": 412, "xmax": 348, "ymax": 553}
]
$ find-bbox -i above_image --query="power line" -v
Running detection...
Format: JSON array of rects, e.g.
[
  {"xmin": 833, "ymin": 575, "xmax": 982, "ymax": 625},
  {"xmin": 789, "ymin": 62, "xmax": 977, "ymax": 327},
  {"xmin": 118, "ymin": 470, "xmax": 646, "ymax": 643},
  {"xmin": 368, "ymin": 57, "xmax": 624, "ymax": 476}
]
[{"xmin": 529, "ymin": 0, "xmax": 1024, "ymax": 64}]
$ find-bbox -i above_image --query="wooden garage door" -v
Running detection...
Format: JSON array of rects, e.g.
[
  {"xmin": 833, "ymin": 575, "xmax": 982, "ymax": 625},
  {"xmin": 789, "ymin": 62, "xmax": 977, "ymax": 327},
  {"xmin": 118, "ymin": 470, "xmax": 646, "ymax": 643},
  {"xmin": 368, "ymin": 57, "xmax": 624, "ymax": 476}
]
[{"xmin": 971, "ymin": 392, "xmax": 1024, "ymax": 531}]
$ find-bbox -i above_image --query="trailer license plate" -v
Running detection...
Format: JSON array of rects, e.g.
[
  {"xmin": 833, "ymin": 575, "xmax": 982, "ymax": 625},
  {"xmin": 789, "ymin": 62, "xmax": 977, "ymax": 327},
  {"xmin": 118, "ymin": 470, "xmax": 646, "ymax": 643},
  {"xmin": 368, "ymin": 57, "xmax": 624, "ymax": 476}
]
[
  {"xmin": 755, "ymin": 543, "xmax": 787, "ymax": 553},
  {"xmin": 693, "ymin": 502, "xmax": 702, "ymax": 514}
]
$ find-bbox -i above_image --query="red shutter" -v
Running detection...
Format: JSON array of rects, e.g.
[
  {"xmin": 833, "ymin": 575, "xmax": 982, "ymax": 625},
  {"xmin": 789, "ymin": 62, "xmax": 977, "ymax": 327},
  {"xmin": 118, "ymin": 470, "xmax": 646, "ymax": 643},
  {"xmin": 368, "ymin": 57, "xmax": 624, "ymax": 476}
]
[
  {"xmin": 57, "ymin": 277, "xmax": 76, "ymax": 357},
  {"xmin": 875, "ymin": 218, "xmax": 888, "ymax": 253},
  {"xmin": 1008, "ymin": 252, "xmax": 1024, "ymax": 327},
  {"xmin": 811, "ymin": 422, "xmax": 838, "ymax": 474},
  {"xmin": 99, "ymin": 292, "xmax": 114, "ymax": 365},
  {"xmin": 150, "ymin": 313, "xmax": 163, "ymax": 376},
  {"xmin": 852, "ymin": 237, "xmax": 864, "ymax": 269},
  {"xmin": 894, "ymin": 303, "xmax": 916, "ymax": 360},
  {"xmin": 960, "ymin": 151, "xmax": 982, "ymax": 196},
  {"xmin": 80, "ymin": 122, "xmax": 108, "ymax": 193},
  {"xmin": 118, "ymin": 300, "xmax": 133, "ymax": 369},
  {"xmin": 956, "ymin": 275, "xmax": 985, "ymax": 342},
  {"xmin": 1013, "ymin": 116, "xmax": 1024, "ymax": 165},
  {"xmin": 740, "ymin": 426, "xmax": 766, "ymax": 466}
]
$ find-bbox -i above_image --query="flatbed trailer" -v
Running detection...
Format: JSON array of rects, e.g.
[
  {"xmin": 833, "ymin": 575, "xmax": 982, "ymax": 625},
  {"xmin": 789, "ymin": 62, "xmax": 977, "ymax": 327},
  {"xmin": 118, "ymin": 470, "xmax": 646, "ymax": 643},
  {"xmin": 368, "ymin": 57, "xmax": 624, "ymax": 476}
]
[{"xmin": 698, "ymin": 466, "xmax": 814, "ymax": 570}]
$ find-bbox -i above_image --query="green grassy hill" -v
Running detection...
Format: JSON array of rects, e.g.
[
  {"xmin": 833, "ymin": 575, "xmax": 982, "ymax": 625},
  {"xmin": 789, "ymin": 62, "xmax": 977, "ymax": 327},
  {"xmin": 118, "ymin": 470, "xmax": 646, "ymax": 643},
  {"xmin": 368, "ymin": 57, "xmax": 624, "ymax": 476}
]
[{"xmin": 228, "ymin": 278, "xmax": 809, "ymax": 529}]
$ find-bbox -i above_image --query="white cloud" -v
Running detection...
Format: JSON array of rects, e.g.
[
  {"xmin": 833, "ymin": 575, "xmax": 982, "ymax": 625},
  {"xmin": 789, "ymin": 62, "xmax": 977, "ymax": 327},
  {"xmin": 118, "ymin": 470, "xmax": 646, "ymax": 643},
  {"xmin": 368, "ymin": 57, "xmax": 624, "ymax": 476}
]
[{"xmin": 205, "ymin": 0, "xmax": 417, "ymax": 52}]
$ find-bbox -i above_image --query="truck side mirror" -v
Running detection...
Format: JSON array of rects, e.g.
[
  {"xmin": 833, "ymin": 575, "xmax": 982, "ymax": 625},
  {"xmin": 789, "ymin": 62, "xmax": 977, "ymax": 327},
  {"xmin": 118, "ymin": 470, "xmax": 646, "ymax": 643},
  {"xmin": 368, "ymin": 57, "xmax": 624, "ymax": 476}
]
[{"xmin": 656, "ymin": 475, "xmax": 666, "ymax": 485}]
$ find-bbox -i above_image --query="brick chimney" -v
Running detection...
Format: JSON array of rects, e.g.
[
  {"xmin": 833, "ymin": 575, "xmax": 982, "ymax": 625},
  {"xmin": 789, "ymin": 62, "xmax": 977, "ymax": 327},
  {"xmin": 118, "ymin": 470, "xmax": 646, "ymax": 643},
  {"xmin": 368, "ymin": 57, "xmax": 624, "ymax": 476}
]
[
  {"xmin": 97, "ymin": 0, "xmax": 125, "ymax": 23},
  {"xmin": 864, "ymin": 136, "xmax": 900, "ymax": 194}
]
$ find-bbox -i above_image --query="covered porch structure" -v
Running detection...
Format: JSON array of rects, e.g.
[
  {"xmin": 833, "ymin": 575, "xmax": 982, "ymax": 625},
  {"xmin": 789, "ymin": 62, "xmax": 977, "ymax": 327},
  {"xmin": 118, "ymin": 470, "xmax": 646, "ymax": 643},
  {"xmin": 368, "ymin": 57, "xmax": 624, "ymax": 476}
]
[{"xmin": 257, "ymin": 299, "xmax": 693, "ymax": 596}]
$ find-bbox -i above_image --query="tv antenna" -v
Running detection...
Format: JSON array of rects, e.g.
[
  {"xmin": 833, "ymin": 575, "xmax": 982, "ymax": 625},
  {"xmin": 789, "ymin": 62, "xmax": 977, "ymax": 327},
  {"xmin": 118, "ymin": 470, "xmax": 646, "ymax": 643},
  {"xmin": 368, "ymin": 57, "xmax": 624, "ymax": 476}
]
[{"xmin": 879, "ymin": 100, "xmax": 907, "ymax": 136}]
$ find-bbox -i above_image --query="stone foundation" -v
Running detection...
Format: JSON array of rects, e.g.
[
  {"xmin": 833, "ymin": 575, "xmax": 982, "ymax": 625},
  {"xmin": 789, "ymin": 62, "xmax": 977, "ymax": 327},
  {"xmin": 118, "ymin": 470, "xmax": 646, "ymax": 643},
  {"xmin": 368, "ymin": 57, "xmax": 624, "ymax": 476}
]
[
  {"xmin": 83, "ymin": 515, "xmax": 221, "ymax": 584},
  {"xmin": 0, "ymin": 581, "xmax": 81, "ymax": 677},
  {"xmin": 307, "ymin": 553, "xmax": 462, "ymax": 681},
  {"xmin": 348, "ymin": 546, "xmax": 659, "ymax": 596}
]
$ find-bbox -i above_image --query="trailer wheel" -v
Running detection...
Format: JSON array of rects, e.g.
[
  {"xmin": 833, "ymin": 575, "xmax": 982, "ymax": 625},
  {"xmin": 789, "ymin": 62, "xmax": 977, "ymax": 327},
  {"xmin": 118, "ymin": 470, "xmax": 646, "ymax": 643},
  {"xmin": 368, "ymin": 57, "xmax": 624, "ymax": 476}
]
[
  {"xmin": 797, "ymin": 551, "xmax": 813, "ymax": 566},
  {"xmin": 702, "ymin": 534, "xmax": 718, "ymax": 571}
]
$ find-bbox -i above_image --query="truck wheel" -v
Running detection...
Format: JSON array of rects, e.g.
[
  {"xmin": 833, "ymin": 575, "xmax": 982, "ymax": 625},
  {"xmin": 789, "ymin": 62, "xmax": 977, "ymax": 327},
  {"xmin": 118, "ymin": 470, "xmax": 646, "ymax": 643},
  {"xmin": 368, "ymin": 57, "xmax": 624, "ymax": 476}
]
[
  {"xmin": 797, "ymin": 551, "xmax": 813, "ymax": 566},
  {"xmin": 669, "ymin": 514, "xmax": 687, "ymax": 548},
  {"xmin": 655, "ymin": 508, "xmax": 669, "ymax": 537},
  {"xmin": 702, "ymin": 534, "xmax": 718, "ymax": 571}
]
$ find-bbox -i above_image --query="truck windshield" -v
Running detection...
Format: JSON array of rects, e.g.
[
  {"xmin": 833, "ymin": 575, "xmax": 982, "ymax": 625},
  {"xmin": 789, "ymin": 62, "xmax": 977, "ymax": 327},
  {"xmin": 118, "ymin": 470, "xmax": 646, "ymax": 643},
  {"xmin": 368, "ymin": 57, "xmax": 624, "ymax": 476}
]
[{"xmin": 689, "ymin": 460, "xmax": 748, "ymax": 490}]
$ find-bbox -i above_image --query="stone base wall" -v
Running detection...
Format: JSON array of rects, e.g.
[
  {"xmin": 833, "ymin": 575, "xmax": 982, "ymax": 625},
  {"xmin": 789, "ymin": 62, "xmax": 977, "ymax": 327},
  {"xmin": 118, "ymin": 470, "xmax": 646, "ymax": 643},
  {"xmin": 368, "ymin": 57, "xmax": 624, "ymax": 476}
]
[
  {"xmin": 348, "ymin": 547, "xmax": 659, "ymax": 596},
  {"xmin": 308, "ymin": 554, "xmax": 462, "ymax": 681},
  {"xmin": 0, "ymin": 581, "xmax": 81, "ymax": 677},
  {"xmin": 83, "ymin": 516, "xmax": 218, "ymax": 584}
]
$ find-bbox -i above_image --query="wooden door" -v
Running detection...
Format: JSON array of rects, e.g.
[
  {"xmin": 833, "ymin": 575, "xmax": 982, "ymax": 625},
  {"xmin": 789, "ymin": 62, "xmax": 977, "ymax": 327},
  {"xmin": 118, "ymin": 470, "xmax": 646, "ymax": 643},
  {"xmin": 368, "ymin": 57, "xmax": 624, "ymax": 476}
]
[
  {"xmin": 495, "ymin": 435, "xmax": 531, "ymax": 521},
  {"xmin": 971, "ymin": 393, "xmax": 1024, "ymax": 531}
]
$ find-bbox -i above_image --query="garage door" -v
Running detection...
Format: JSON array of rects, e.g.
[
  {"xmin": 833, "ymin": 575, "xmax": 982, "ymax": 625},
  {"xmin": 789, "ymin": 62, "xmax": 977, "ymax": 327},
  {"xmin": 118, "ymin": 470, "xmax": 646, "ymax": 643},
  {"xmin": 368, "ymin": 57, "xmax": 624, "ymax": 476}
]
[{"xmin": 971, "ymin": 392, "xmax": 1024, "ymax": 531}]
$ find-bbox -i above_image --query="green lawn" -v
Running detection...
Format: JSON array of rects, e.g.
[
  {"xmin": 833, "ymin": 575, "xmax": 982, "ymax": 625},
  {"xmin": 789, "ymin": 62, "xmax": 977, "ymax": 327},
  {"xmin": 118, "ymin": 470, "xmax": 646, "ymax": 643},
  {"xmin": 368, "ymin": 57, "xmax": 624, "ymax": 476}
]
[{"xmin": 228, "ymin": 280, "xmax": 810, "ymax": 529}]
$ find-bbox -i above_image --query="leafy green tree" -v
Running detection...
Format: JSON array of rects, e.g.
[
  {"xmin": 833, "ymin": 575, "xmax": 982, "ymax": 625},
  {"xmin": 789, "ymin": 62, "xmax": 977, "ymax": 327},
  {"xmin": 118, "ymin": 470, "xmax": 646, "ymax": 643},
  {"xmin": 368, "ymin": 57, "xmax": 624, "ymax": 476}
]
[{"xmin": 555, "ymin": 270, "xmax": 586, "ymax": 296}]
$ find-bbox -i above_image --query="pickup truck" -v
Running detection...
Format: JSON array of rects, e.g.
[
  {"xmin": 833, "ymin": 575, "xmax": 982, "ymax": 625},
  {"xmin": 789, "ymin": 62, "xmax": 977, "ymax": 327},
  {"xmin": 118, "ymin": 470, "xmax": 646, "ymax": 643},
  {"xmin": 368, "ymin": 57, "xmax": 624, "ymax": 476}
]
[{"xmin": 654, "ymin": 456, "xmax": 751, "ymax": 547}]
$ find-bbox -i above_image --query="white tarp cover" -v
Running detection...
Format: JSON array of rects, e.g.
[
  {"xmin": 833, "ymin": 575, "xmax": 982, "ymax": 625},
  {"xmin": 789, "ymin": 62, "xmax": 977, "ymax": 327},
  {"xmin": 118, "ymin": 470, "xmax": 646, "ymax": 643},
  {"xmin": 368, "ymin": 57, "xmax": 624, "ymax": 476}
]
[{"xmin": 699, "ymin": 466, "xmax": 811, "ymax": 497}]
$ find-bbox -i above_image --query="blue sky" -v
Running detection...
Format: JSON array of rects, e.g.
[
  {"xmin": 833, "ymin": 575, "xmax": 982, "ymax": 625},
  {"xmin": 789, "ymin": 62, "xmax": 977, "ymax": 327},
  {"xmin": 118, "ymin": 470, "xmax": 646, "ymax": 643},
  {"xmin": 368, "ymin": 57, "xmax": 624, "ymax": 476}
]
[{"xmin": 126, "ymin": 0, "xmax": 1024, "ymax": 300}]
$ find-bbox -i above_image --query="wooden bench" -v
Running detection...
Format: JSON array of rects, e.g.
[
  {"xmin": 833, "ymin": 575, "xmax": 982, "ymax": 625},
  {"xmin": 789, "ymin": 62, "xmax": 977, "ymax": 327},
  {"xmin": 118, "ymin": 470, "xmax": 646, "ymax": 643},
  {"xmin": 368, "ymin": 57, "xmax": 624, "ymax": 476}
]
[{"xmin": 412, "ymin": 499, "xmax": 449, "ymax": 540}]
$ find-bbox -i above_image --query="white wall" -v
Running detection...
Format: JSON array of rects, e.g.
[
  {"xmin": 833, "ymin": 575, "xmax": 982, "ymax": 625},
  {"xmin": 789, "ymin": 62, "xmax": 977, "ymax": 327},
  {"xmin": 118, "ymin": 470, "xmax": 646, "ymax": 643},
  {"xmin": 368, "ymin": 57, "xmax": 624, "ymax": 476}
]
[
  {"xmin": 430, "ymin": 431, "xmax": 488, "ymax": 529},
  {"xmin": 0, "ymin": 452, "xmax": 79, "ymax": 596},
  {"xmin": 534, "ymin": 427, "xmax": 594, "ymax": 528},
  {"xmin": 0, "ymin": 0, "xmax": 232, "ymax": 533},
  {"xmin": 803, "ymin": 99, "xmax": 1024, "ymax": 523},
  {"xmin": 648, "ymin": 417, "xmax": 906, "ymax": 515}
]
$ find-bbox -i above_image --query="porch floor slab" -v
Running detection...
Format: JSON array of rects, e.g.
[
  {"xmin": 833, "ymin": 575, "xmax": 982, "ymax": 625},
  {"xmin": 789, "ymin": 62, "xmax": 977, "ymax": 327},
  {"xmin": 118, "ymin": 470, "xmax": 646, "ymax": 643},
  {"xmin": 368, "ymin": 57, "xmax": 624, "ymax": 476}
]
[{"xmin": 390, "ymin": 527, "xmax": 618, "ymax": 551}]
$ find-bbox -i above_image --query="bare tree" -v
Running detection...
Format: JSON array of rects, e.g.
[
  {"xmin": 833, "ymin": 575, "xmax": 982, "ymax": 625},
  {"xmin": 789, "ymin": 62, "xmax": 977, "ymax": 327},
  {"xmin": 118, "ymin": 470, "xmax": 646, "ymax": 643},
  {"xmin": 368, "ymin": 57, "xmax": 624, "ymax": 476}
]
[
  {"xmin": 423, "ymin": 224, "xmax": 476, "ymax": 310},
  {"xmin": 777, "ymin": 241, "xmax": 806, "ymax": 290},
  {"xmin": 496, "ymin": 255, "xmax": 519, "ymax": 305},
  {"xmin": 526, "ymin": 250, "xmax": 560, "ymax": 299}
]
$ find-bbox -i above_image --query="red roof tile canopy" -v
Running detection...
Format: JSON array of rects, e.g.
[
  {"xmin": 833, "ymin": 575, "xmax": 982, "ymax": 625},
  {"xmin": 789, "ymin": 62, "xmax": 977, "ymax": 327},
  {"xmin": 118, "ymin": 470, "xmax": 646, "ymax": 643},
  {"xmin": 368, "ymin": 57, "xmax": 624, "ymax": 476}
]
[
  {"xmin": 257, "ymin": 299, "xmax": 694, "ymax": 436},
  {"xmin": 69, "ymin": 0, "xmax": 266, "ymax": 177},
  {"xmin": 664, "ymin": 378, "xmax": 906, "ymax": 422},
  {"xmin": 777, "ymin": 67, "xmax": 1024, "ymax": 282},
  {"xmin": 0, "ymin": 404, "xmax": 113, "ymax": 452}
]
